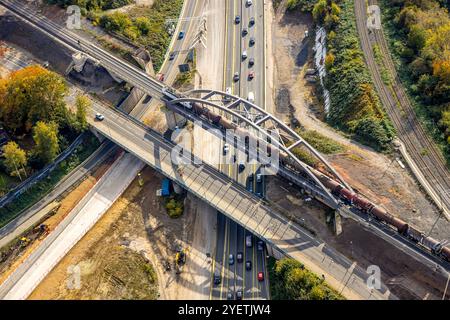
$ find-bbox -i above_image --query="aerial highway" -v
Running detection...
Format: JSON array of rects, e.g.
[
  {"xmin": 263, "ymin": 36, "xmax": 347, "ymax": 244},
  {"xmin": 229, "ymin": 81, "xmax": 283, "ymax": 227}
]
[
  {"xmin": 4, "ymin": 0, "xmax": 450, "ymax": 299},
  {"xmin": 1, "ymin": 0, "xmax": 448, "ymax": 278},
  {"xmin": 85, "ymin": 89, "xmax": 393, "ymax": 300}
]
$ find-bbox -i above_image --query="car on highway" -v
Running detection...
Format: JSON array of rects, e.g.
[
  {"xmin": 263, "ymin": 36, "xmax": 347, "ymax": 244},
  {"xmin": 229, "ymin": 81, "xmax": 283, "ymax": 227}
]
[
  {"xmin": 95, "ymin": 113, "xmax": 105, "ymax": 121},
  {"xmin": 229, "ymin": 254, "xmax": 235, "ymax": 265},
  {"xmin": 257, "ymin": 240, "xmax": 264, "ymax": 251},
  {"xmin": 178, "ymin": 30, "xmax": 185, "ymax": 39},
  {"xmin": 236, "ymin": 290, "xmax": 243, "ymax": 300},
  {"xmin": 169, "ymin": 52, "xmax": 176, "ymax": 60},
  {"xmin": 258, "ymin": 272, "xmax": 264, "ymax": 282},
  {"xmin": 242, "ymin": 50, "xmax": 248, "ymax": 60},
  {"xmin": 248, "ymin": 91, "xmax": 255, "ymax": 103},
  {"xmin": 249, "ymin": 37, "xmax": 255, "ymax": 46},
  {"xmin": 248, "ymin": 71, "xmax": 255, "ymax": 80},
  {"xmin": 256, "ymin": 173, "xmax": 262, "ymax": 183},
  {"xmin": 246, "ymin": 235, "xmax": 253, "ymax": 247},
  {"xmin": 242, "ymin": 28, "xmax": 248, "ymax": 36},
  {"xmin": 237, "ymin": 252, "xmax": 243, "ymax": 263},
  {"xmin": 223, "ymin": 144, "xmax": 230, "ymax": 155},
  {"xmin": 235, "ymin": 15, "xmax": 241, "ymax": 24},
  {"xmin": 233, "ymin": 72, "xmax": 240, "ymax": 82},
  {"xmin": 227, "ymin": 292, "xmax": 234, "ymax": 300},
  {"xmin": 249, "ymin": 58, "xmax": 255, "ymax": 67},
  {"xmin": 245, "ymin": 260, "xmax": 252, "ymax": 271},
  {"xmin": 246, "ymin": 0, "xmax": 253, "ymax": 7},
  {"xmin": 214, "ymin": 271, "xmax": 221, "ymax": 285},
  {"xmin": 238, "ymin": 163, "xmax": 246, "ymax": 173},
  {"xmin": 248, "ymin": 173, "xmax": 254, "ymax": 182},
  {"xmin": 249, "ymin": 17, "xmax": 255, "ymax": 27}
]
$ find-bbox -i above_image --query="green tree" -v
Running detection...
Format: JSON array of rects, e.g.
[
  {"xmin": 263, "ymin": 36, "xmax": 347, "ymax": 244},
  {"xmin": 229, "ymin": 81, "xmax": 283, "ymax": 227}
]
[
  {"xmin": 75, "ymin": 94, "xmax": 91, "ymax": 132},
  {"xmin": 1, "ymin": 141, "xmax": 27, "ymax": 180},
  {"xmin": 135, "ymin": 17, "xmax": 151, "ymax": 35},
  {"xmin": 32, "ymin": 121, "xmax": 59, "ymax": 165},
  {"xmin": 312, "ymin": 0, "xmax": 327, "ymax": 23}
]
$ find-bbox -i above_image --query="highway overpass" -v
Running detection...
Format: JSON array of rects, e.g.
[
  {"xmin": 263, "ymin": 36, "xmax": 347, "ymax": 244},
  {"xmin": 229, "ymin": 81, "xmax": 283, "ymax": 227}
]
[
  {"xmin": 0, "ymin": 0, "xmax": 396, "ymax": 299},
  {"xmin": 87, "ymin": 99, "xmax": 392, "ymax": 300}
]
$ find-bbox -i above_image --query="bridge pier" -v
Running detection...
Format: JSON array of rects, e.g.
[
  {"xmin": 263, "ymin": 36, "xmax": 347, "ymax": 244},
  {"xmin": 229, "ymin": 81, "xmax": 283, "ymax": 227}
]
[{"xmin": 164, "ymin": 107, "xmax": 187, "ymax": 130}]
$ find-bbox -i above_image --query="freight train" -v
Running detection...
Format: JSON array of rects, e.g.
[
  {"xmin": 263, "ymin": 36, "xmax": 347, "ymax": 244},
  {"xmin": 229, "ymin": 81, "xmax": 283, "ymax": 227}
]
[
  {"xmin": 317, "ymin": 174, "xmax": 450, "ymax": 263},
  {"xmin": 163, "ymin": 88, "xmax": 450, "ymax": 264}
]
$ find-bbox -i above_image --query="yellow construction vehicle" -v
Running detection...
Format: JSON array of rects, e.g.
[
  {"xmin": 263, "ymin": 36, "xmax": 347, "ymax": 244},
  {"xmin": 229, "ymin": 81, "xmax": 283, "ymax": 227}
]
[
  {"xmin": 19, "ymin": 237, "xmax": 30, "ymax": 248},
  {"xmin": 175, "ymin": 248, "xmax": 188, "ymax": 274}
]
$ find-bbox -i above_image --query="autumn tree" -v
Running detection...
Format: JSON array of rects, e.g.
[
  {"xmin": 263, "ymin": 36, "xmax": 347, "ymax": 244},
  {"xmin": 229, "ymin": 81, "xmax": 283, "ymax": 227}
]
[
  {"xmin": 32, "ymin": 121, "xmax": 59, "ymax": 166},
  {"xmin": 0, "ymin": 65, "xmax": 68, "ymax": 134},
  {"xmin": 2, "ymin": 141, "xmax": 27, "ymax": 180},
  {"xmin": 75, "ymin": 94, "xmax": 91, "ymax": 133}
]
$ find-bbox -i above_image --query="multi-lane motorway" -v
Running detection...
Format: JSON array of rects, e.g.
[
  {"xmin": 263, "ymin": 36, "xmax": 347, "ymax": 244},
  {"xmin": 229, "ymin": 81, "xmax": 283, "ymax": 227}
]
[
  {"xmin": 212, "ymin": 0, "xmax": 270, "ymax": 301},
  {"xmin": 0, "ymin": 0, "xmax": 396, "ymax": 299}
]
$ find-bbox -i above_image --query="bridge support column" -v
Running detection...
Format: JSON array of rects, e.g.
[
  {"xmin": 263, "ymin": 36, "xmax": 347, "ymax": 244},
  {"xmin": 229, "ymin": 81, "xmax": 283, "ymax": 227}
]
[
  {"xmin": 334, "ymin": 211, "xmax": 343, "ymax": 236},
  {"xmin": 164, "ymin": 108, "xmax": 186, "ymax": 130},
  {"xmin": 89, "ymin": 127, "xmax": 106, "ymax": 143},
  {"xmin": 266, "ymin": 245, "xmax": 285, "ymax": 260}
]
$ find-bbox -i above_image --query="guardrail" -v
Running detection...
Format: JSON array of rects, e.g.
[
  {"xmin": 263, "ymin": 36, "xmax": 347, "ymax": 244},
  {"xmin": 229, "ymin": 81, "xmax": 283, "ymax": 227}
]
[{"xmin": 0, "ymin": 133, "xmax": 86, "ymax": 209}]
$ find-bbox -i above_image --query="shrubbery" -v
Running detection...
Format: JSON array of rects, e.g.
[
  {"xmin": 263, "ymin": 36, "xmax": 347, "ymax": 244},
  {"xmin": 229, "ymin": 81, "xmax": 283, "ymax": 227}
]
[
  {"xmin": 321, "ymin": 0, "xmax": 396, "ymax": 151},
  {"xmin": 268, "ymin": 258, "xmax": 344, "ymax": 300},
  {"xmin": 286, "ymin": 0, "xmax": 316, "ymax": 12},
  {"xmin": 299, "ymin": 130, "xmax": 345, "ymax": 154},
  {"xmin": 46, "ymin": 0, "xmax": 133, "ymax": 12},
  {"xmin": 165, "ymin": 197, "xmax": 184, "ymax": 219}
]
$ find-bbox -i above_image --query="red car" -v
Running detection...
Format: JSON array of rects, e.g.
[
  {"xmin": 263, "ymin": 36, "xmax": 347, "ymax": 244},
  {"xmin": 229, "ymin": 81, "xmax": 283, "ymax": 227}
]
[
  {"xmin": 258, "ymin": 272, "xmax": 264, "ymax": 282},
  {"xmin": 248, "ymin": 71, "xmax": 255, "ymax": 80}
]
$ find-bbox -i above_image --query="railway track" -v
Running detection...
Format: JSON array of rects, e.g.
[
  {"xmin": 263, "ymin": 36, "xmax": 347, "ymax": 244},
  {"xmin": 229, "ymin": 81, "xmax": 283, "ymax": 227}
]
[{"xmin": 354, "ymin": 0, "xmax": 450, "ymax": 218}]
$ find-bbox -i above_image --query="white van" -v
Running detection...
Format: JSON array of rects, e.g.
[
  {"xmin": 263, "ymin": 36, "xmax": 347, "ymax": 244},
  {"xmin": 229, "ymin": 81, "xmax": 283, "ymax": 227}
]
[
  {"xmin": 224, "ymin": 87, "xmax": 232, "ymax": 102},
  {"xmin": 246, "ymin": 235, "xmax": 253, "ymax": 248},
  {"xmin": 248, "ymin": 91, "xmax": 254, "ymax": 103}
]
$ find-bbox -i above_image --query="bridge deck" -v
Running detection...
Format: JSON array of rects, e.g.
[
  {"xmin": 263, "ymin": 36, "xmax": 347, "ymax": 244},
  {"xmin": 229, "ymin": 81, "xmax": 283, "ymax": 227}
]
[{"xmin": 90, "ymin": 102, "xmax": 392, "ymax": 300}]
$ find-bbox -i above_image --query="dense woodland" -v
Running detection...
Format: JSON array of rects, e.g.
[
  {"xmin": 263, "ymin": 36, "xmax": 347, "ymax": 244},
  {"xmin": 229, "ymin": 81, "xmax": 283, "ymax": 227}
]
[
  {"xmin": 382, "ymin": 0, "xmax": 450, "ymax": 158},
  {"xmin": 0, "ymin": 66, "xmax": 89, "ymax": 177}
]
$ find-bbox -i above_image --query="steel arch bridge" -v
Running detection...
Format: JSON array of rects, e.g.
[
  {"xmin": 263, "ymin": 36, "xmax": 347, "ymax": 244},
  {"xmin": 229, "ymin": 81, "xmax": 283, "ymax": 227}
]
[{"xmin": 166, "ymin": 88, "xmax": 352, "ymax": 208}]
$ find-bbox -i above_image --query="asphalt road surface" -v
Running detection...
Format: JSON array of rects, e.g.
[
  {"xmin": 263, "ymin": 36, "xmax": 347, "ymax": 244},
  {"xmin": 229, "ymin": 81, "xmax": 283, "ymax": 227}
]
[
  {"xmin": 211, "ymin": 213, "xmax": 269, "ymax": 300},
  {"xmin": 213, "ymin": 0, "xmax": 269, "ymax": 300}
]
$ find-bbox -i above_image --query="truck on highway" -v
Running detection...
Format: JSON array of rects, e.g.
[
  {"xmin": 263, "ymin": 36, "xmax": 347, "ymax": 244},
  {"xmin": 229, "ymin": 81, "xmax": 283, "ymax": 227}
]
[{"xmin": 246, "ymin": 235, "xmax": 252, "ymax": 248}]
